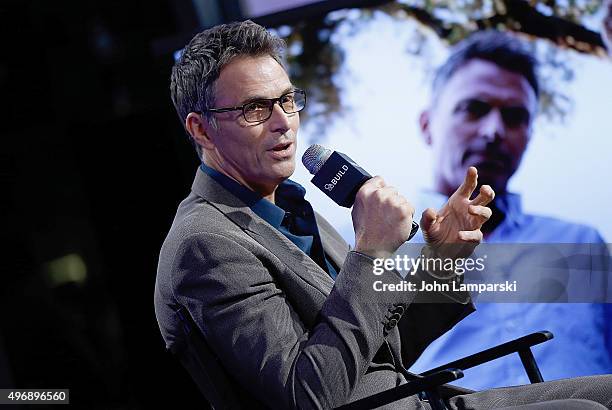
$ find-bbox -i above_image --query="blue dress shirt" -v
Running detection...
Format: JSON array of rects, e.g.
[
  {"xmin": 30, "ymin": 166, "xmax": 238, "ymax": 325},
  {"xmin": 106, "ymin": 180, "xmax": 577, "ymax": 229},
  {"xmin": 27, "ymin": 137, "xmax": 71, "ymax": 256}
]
[
  {"xmin": 199, "ymin": 163, "xmax": 338, "ymax": 279},
  {"xmin": 408, "ymin": 191, "xmax": 611, "ymax": 390}
]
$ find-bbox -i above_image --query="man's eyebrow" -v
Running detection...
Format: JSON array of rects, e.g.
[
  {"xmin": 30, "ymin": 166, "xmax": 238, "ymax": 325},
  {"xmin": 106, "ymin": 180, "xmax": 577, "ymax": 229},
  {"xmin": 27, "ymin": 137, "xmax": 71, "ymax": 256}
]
[
  {"xmin": 239, "ymin": 86, "xmax": 296, "ymax": 105},
  {"xmin": 282, "ymin": 85, "xmax": 296, "ymax": 94},
  {"xmin": 459, "ymin": 97, "xmax": 484, "ymax": 103},
  {"xmin": 455, "ymin": 97, "xmax": 528, "ymax": 108},
  {"xmin": 453, "ymin": 98, "xmax": 481, "ymax": 110}
]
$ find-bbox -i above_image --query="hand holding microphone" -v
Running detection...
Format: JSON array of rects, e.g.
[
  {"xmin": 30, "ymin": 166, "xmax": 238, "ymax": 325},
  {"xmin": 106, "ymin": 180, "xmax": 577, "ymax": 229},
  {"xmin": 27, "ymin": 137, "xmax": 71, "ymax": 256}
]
[
  {"xmin": 302, "ymin": 145, "xmax": 495, "ymax": 261},
  {"xmin": 351, "ymin": 177, "xmax": 415, "ymax": 259},
  {"xmin": 302, "ymin": 144, "xmax": 417, "ymax": 259}
]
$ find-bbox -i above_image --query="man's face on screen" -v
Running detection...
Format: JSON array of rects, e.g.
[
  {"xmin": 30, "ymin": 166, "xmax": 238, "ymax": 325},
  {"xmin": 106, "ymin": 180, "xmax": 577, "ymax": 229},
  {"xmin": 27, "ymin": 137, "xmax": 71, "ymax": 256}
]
[{"xmin": 421, "ymin": 59, "xmax": 537, "ymax": 196}]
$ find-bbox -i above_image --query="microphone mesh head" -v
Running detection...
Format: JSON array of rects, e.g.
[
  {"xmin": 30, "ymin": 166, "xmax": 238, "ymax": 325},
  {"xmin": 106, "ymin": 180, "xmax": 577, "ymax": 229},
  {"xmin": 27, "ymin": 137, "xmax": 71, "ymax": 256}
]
[{"xmin": 302, "ymin": 144, "xmax": 332, "ymax": 175}]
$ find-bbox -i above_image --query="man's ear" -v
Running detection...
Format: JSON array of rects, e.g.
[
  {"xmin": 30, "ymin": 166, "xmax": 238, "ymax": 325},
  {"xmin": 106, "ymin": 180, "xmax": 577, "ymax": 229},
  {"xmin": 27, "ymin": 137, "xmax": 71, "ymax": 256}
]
[
  {"xmin": 185, "ymin": 112, "xmax": 215, "ymax": 151},
  {"xmin": 419, "ymin": 109, "xmax": 433, "ymax": 146}
]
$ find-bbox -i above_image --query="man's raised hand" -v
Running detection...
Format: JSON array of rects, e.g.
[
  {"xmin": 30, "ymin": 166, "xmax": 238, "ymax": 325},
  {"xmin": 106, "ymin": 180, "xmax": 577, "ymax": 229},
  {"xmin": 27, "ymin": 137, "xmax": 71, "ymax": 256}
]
[{"xmin": 420, "ymin": 167, "xmax": 494, "ymax": 258}]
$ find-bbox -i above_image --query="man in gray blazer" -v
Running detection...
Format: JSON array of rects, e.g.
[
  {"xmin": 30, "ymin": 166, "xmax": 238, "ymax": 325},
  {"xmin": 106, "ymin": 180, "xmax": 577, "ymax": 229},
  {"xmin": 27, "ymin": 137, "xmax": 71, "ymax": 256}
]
[{"xmin": 155, "ymin": 20, "xmax": 611, "ymax": 409}]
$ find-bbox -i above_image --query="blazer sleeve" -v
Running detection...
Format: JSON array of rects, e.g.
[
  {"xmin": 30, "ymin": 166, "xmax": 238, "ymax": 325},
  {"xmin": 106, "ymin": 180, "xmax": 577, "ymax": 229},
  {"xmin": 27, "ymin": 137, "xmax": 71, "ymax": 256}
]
[
  {"xmin": 397, "ymin": 301, "xmax": 474, "ymax": 369},
  {"xmin": 170, "ymin": 231, "xmax": 397, "ymax": 410}
]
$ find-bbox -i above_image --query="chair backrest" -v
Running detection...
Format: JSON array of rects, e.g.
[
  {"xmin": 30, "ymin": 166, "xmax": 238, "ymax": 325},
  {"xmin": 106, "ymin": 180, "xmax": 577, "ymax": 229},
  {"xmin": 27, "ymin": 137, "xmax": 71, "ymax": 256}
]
[{"xmin": 171, "ymin": 306, "xmax": 265, "ymax": 409}]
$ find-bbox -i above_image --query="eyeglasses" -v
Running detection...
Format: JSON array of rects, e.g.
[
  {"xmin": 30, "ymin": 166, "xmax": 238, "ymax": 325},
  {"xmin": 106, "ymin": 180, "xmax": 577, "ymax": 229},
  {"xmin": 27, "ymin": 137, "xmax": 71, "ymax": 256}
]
[
  {"xmin": 458, "ymin": 99, "xmax": 531, "ymax": 128},
  {"xmin": 205, "ymin": 89, "xmax": 306, "ymax": 123}
]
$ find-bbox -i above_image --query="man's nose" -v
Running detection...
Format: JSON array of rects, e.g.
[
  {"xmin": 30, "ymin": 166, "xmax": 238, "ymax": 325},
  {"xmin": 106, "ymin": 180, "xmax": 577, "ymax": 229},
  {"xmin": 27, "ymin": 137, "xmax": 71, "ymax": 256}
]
[
  {"xmin": 267, "ymin": 101, "xmax": 292, "ymax": 134},
  {"xmin": 479, "ymin": 108, "xmax": 506, "ymax": 142}
]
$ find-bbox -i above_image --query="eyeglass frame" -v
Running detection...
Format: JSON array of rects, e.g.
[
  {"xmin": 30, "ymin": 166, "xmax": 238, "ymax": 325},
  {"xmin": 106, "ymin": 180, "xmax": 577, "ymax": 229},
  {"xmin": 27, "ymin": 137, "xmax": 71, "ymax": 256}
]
[{"xmin": 202, "ymin": 89, "xmax": 306, "ymax": 123}]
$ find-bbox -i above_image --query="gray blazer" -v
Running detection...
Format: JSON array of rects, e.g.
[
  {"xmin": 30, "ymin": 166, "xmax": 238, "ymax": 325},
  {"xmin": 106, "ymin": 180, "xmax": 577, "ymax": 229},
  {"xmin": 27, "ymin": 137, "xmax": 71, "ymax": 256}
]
[{"xmin": 154, "ymin": 168, "xmax": 474, "ymax": 409}]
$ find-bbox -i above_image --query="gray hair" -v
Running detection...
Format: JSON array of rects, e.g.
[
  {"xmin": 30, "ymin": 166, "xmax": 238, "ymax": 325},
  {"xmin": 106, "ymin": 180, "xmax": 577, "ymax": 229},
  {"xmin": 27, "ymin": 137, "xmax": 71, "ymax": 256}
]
[
  {"xmin": 170, "ymin": 20, "xmax": 286, "ymax": 159},
  {"xmin": 433, "ymin": 30, "xmax": 539, "ymax": 100}
]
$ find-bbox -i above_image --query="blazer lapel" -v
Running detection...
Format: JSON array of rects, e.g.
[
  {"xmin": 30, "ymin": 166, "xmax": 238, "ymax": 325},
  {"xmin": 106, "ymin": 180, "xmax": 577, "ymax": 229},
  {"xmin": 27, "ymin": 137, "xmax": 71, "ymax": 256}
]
[
  {"xmin": 191, "ymin": 169, "xmax": 334, "ymax": 298},
  {"xmin": 314, "ymin": 211, "xmax": 351, "ymax": 272}
]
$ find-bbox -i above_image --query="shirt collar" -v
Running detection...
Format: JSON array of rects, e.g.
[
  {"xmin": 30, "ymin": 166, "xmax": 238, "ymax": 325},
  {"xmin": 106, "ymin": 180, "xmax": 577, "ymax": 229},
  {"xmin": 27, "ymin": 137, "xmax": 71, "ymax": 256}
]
[
  {"xmin": 494, "ymin": 192, "xmax": 524, "ymax": 228},
  {"xmin": 199, "ymin": 163, "xmax": 307, "ymax": 229}
]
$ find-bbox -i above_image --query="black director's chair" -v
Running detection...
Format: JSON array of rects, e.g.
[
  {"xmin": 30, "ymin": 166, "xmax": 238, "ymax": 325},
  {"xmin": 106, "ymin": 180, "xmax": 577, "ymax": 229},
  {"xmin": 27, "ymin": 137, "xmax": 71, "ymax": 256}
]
[
  {"xmin": 173, "ymin": 305, "xmax": 553, "ymax": 410},
  {"xmin": 337, "ymin": 331, "xmax": 553, "ymax": 410}
]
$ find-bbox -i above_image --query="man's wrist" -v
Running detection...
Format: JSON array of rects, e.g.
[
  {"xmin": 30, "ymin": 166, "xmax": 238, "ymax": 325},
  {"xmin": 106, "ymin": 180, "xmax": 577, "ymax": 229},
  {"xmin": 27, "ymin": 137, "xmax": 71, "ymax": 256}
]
[{"xmin": 353, "ymin": 245, "xmax": 393, "ymax": 260}]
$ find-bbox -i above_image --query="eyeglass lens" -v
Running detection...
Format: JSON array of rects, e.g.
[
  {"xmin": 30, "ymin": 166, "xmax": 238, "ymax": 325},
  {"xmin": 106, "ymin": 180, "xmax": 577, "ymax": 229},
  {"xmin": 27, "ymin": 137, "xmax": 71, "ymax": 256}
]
[{"xmin": 243, "ymin": 91, "xmax": 305, "ymax": 122}]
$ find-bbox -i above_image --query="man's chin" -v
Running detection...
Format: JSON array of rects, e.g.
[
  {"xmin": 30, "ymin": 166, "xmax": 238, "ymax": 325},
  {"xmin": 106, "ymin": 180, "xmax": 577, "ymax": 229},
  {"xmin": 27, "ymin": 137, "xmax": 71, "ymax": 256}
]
[
  {"xmin": 271, "ymin": 163, "xmax": 296, "ymax": 182},
  {"xmin": 473, "ymin": 173, "xmax": 507, "ymax": 196}
]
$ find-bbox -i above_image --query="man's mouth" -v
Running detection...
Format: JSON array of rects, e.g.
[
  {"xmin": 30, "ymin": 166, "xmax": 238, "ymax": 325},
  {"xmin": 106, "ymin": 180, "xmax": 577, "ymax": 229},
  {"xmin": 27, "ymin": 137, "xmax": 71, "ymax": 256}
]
[
  {"xmin": 270, "ymin": 142, "xmax": 292, "ymax": 152},
  {"xmin": 464, "ymin": 151, "xmax": 510, "ymax": 169},
  {"xmin": 267, "ymin": 141, "xmax": 294, "ymax": 159}
]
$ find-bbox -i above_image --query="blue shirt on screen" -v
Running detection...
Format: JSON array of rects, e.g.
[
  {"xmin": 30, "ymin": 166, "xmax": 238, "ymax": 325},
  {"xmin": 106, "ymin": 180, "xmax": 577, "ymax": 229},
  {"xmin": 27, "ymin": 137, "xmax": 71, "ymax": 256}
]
[{"xmin": 408, "ymin": 192, "xmax": 612, "ymax": 390}]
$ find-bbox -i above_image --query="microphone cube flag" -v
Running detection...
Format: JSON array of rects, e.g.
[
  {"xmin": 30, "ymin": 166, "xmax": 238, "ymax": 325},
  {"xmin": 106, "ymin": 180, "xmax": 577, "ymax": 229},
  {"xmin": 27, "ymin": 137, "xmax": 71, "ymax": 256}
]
[{"xmin": 310, "ymin": 151, "xmax": 372, "ymax": 208}]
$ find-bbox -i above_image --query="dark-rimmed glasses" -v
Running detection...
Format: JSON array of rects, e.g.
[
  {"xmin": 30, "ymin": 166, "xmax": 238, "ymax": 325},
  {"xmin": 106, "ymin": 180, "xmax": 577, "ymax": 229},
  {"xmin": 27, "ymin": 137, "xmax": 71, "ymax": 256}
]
[{"xmin": 205, "ymin": 89, "xmax": 306, "ymax": 123}]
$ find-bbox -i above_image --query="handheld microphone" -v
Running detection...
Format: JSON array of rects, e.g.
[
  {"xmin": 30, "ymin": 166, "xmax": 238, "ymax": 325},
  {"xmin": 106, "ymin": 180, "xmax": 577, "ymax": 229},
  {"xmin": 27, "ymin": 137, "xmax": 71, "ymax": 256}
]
[{"xmin": 302, "ymin": 144, "xmax": 419, "ymax": 239}]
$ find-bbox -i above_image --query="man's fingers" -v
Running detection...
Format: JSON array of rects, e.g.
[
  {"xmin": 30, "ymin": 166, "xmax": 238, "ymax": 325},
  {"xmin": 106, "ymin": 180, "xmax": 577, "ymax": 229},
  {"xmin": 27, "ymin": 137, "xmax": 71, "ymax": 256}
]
[
  {"xmin": 420, "ymin": 208, "xmax": 437, "ymax": 232},
  {"xmin": 374, "ymin": 185, "xmax": 399, "ymax": 203},
  {"xmin": 458, "ymin": 230, "xmax": 483, "ymax": 243},
  {"xmin": 468, "ymin": 204, "xmax": 492, "ymax": 221},
  {"xmin": 380, "ymin": 186, "xmax": 399, "ymax": 198},
  {"xmin": 397, "ymin": 196, "xmax": 415, "ymax": 219},
  {"xmin": 456, "ymin": 166, "xmax": 478, "ymax": 198},
  {"xmin": 356, "ymin": 176, "xmax": 386, "ymax": 199},
  {"xmin": 368, "ymin": 176, "xmax": 386, "ymax": 189},
  {"xmin": 470, "ymin": 184, "xmax": 495, "ymax": 206}
]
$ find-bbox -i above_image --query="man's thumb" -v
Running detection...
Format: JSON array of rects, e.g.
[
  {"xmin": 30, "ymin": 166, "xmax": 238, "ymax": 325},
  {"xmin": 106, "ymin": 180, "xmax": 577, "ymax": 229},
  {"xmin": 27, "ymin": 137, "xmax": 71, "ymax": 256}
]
[{"xmin": 420, "ymin": 208, "xmax": 437, "ymax": 232}]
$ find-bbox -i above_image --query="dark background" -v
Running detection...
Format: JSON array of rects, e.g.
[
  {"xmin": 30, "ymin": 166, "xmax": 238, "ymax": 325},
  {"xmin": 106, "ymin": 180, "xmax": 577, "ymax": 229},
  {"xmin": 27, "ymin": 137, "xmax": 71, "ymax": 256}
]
[
  {"xmin": 1, "ymin": 0, "xmax": 609, "ymax": 408},
  {"xmin": 1, "ymin": 0, "xmax": 232, "ymax": 408},
  {"xmin": 1, "ymin": 0, "xmax": 380, "ymax": 407}
]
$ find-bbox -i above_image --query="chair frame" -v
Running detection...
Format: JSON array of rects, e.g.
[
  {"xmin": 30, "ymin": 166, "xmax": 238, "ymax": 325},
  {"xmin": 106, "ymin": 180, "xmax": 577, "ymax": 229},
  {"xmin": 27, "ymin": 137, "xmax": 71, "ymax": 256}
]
[{"xmin": 336, "ymin": 331, "xmax": 554, "ymax": 410}]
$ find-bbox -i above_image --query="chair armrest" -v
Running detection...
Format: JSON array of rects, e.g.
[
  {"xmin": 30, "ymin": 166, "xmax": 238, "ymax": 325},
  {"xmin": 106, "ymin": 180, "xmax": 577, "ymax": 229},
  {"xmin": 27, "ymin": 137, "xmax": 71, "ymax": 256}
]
[
  {"xmin": 335, "ymin": 369, "xmax": 464, "ymax": 410},
  {"xmin": 421, "ymin": 330, "xmax": 553, "ymax": 377}
]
